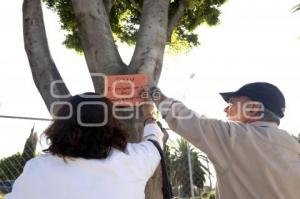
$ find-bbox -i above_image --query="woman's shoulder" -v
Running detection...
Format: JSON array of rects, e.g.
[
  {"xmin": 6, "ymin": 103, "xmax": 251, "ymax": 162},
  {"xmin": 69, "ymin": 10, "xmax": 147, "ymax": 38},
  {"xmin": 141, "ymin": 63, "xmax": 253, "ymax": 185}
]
[
  {"xmin": 24, "ymin": 154, "xmax": 63, "ymax": 169},
  {"xmin": 124, "ymin": 141, "xmax": 159, "ymax": 157},
  {"xmin": 28, "ymin": 153, "xmax": 56, "ymax": 161}
]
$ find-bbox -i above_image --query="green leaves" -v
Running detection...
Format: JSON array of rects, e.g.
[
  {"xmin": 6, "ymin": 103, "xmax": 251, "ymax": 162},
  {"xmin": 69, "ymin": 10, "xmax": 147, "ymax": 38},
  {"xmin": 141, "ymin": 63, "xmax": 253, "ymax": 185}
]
[
  {"xmin": 0, "ymin": 128, "xmax": 37, "ymax": 184},
  {"xmin": 168, "ymin": 0, "xmax": 225, "ymax": 52},
  {"xmin": 0, "ymin": 153, "xmax": 24, "ymax": 182},
  {"xmin": 43, "ymin": 0, "xmax": 226, "ymax": 53},
  {"xmin": 110, "ymin": 1, "xmax": 141, "ymax": 45},
  {"xmin": 43, "ymin": 0, "xmax": 81, "ymax": 51},
  {"xmin": 164, "ymin": 138, "xmax": 210, "ymax": 197}
]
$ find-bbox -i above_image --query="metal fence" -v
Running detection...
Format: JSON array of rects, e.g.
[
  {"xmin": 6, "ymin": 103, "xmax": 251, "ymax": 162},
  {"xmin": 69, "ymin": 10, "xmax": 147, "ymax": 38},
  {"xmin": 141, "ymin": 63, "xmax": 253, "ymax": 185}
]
[{"xmin": 0, "ymin": 126, "xmax": 37, "ymax": 194}]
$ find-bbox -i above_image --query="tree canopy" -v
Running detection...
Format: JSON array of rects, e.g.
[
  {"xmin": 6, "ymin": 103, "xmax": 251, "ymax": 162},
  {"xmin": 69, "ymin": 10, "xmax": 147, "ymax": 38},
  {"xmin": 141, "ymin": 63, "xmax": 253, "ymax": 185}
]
[{"xmin": 43, "ymin": 0, "xmax": 226, "ymax": 52}]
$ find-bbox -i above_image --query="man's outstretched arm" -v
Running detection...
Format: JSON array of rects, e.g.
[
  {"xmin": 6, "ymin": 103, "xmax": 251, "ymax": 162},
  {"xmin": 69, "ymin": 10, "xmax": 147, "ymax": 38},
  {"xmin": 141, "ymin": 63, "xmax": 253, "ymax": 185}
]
[{"xmin": 149, "ymin": 87, "xmax": 234, "ymax": 172}]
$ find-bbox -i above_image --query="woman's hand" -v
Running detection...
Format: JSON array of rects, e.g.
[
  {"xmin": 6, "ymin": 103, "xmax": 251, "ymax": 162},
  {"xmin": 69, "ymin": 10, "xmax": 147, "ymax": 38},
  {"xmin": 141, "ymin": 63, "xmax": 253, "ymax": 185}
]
[
  {"xmin": 140, "ymin": 101, "xmax": 155, "ymax": 119},
  {"xmin": 140, "ymin": 87, "xmax": 156, "ymax": 125}
]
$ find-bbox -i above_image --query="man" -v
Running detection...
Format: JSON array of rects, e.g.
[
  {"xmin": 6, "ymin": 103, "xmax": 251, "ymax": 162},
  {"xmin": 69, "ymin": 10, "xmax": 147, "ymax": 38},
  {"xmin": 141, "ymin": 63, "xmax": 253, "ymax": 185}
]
[{"xmin": 148, "ymin": 82, "xmax": 300, "ymax": 199}]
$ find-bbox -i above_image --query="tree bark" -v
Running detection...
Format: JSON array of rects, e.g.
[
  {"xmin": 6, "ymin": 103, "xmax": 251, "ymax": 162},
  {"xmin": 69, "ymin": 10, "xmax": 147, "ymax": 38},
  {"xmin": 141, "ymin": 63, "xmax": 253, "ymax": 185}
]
[
  {"xmin": 129, "ymin": 0, "xmax": 169, "ymax": 86},
  {"xmin": 167, "ymin": 0, "xmax": 188, "ymax": 42},
  {"xmin": 145, "ymin": 165, "xmax": 163, "ymax": 199},
  {"xmin": 72, "ymin": 0, "xmax": 127, "ymax": 93},
  {"xmin": 23, "ymin": 0, "xmax": 70, "ymax": 114},
  {"xmin": 128, "ymin": 1, "xmax": 170, "ymax": 199},
  {"xmin": 103, "ymin": 0, "xmax": 116, "ymax": 15},
  {"xmin": 23, "ymin": 1, "xmax": 170, "ymax": 199}
]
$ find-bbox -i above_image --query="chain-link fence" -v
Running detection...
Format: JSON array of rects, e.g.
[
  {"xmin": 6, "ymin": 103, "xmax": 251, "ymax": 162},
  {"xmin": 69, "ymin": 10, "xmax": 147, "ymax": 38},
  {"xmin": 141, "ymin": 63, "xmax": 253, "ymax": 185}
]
[
  {"xmin": 0, "ymin": 127, "xmax": 215, "ymax": 199},
  {"xmin": 0, "ymin": 127, "xmax": 37, "ymax": 196}
]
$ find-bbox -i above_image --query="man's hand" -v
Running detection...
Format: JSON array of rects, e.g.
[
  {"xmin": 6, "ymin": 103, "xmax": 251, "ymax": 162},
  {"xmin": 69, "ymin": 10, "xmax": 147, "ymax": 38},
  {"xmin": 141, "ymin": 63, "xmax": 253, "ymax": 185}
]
[{"xmin": 141, "ymin": 86, "xmax": 167, "ymax": 106}]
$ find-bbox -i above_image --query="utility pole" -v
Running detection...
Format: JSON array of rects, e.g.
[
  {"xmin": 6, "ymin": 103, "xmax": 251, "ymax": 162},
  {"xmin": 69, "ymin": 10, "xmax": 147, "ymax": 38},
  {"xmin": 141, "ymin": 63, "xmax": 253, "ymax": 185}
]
[
  {"xmin": 187, "ymin": 143, "xmax": 195, "ymax": 198},
  {"xmin": 206, "ymin": 157, "xmax": 212, "ymax": 190},
  {"xmin": 184, "ymin": 72, "xmax": 196, "ymax": 198}
]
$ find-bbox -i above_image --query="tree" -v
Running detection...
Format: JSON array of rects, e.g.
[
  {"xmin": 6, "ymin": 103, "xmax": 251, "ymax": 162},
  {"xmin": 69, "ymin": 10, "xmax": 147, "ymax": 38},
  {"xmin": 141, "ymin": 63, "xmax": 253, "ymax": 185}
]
[
  {"xmin": 0, "ymin": 128, "xmax": 37, "ymax": 193},
  {"xmin": 21, "ymin": 126, "xmax": 38, "ymax": 163},
  {"xmin": 201, "ymin": 190, "xmax": 216, "ymax": 199},
  {"xmin": 165, "ymin": 138, "xmax": 210, "ymax": 197},
  {"xmin": 22, "ymin": 0, "xmax": 226, "ymax": 198},
  {"xmin": 0, "ymin": 153, "xmax": 24, "ymax": 182}
]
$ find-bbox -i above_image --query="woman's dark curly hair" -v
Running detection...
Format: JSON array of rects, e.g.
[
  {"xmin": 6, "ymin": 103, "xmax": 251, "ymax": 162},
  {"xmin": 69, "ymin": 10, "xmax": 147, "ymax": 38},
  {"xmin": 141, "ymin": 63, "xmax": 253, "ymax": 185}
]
[{"xmin": 43, "ymin": 93, "xmax": 128, "ymax": 159}]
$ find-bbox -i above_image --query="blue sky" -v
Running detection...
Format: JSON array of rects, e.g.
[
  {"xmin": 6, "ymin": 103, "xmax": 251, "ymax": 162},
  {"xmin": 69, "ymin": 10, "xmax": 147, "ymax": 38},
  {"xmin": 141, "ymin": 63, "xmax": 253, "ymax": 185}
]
[{"xmin": 1, "ymin": 0, "xmax": 300, "ymax": 160}]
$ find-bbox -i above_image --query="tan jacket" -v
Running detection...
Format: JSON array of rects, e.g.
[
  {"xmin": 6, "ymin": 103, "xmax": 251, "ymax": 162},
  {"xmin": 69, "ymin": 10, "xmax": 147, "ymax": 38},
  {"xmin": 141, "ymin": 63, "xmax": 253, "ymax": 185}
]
[{"xmin": 159, "ymin": 98, "xmax": 300, "ymax": 199}]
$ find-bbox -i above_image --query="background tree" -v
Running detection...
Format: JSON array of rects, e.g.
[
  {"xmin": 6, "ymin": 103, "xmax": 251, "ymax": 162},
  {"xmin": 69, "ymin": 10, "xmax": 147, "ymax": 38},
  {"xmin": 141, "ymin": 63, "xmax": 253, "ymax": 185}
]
[
  {"xmin": 0, "ymin": 128, "xmax": 37, "ymax": 193},
  {"xmin": 165, "ymin": 138, "xmax": 210, "ymax": 197},
  {"xmin": 21, "ymin": 126, "xmax": 38, "ymax": 163},
  {"xmin": 22, "ymin": 0, "xmax": 226, "ymax": 198}
]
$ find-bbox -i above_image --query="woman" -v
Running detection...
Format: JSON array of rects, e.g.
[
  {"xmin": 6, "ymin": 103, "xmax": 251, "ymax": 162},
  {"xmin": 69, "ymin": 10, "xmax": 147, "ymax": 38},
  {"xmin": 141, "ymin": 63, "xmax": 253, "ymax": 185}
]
[{"xmin": 5, "ymin": 93, "xmax": 163, "ymax": 199}]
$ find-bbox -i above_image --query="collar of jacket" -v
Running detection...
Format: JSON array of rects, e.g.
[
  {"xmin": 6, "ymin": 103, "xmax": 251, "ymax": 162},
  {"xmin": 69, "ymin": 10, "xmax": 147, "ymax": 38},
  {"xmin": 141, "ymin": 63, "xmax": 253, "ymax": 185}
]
[{"xmin": 250, "ymin": 121, "xmax": 278, "ymax": 128}]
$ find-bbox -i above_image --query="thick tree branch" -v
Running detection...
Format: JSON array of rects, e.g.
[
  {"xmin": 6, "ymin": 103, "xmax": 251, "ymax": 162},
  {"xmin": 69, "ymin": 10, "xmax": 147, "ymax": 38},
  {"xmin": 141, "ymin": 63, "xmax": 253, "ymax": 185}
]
[
  {"xmin": 103, "ymin": 0, "xmax": 116, "ymax": 15},
  {"xmin": 129, "ymin": 2, "xmax": 169, "ymax": 196},
  {"xmin": 23, "ymin": 0, "xmax": 70, "ymax": 115},
  {"xmin": 167, "ymin": 0, "xmax": 188, "ymax": 42},
  {"xmin": 72, "ymin": 0, "xmax": 127, "ymax": 93},
  {"xmin": 129, "ymin": 0, "xmax": 169, "ymax": 86},
  {"xmin": 129, "ymin": 0, "xmax": 142, "ymax": 13}
]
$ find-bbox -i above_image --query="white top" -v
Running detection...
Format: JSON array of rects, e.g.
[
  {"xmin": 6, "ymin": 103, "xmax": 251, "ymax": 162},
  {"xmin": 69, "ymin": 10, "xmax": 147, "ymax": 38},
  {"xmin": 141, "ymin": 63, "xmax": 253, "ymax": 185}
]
[
  {"xmin": 159, "ymin": 98, "xmax": 300, "ymax": 199},
  {"xmin": 5, "ymin": 123, "xmax": 163, "ymax": 199}
]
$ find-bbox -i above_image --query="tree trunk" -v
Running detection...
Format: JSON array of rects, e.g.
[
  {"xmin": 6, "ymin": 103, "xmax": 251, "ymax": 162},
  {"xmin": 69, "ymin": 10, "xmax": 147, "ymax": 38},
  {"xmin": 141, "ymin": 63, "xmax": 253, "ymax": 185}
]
[
  {"xmin": 129, "ymin": 0, "xmax": 169, "ymax": 86},
  {"xmin": 103, "ymin": 0, "xmax": 116, "ymax": 14},
  {"xmin": 71, "ymin": 0, "xmax": 127, "ymax": 93},
  {"xmin": 23, "ymin": 0, "xmax": 170, "ymax": 198},
  {"xmin": 145, "ymin": 165, "xmax": 163, "ymax": 199},
  {"xmin": 167, "ymin": 0, "xmax": 187, "ymax": 42},
  {"xmin": 23, "ymin": 0, "xmax": 70, "ymax": 114}
]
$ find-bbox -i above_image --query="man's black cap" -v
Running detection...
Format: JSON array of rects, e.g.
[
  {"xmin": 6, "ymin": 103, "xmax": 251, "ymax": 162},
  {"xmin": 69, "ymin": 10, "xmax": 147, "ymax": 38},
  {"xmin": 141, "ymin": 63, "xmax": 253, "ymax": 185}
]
[{"xmin": 220, "ymin": 82, "xmax": 286, "ymax": 118}]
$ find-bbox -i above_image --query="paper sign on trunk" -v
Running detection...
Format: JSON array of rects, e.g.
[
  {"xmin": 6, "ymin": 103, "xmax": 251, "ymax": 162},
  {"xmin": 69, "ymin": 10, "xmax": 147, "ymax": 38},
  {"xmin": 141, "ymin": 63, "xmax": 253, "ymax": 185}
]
[{"xmin": 105, "ymin": 74, "xmax": 149, "ymax": 106}]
